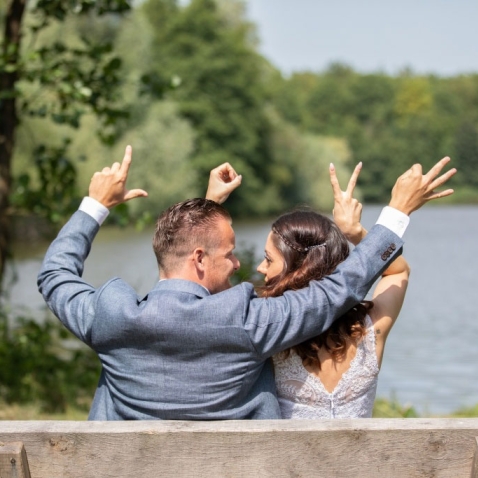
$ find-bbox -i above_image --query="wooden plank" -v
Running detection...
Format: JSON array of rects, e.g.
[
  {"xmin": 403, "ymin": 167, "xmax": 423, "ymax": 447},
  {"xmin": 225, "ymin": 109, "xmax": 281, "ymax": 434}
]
[
  {"xmin": 0, "ymin": 441, "xmax": 31, "ymax": 478},
  {"xmin": 471, "ymin": 437, "xmax": 478, "ymax": 478},
  {"xmin": 0, "ymin": 419, "xmax": 478, "ymax": 478}
]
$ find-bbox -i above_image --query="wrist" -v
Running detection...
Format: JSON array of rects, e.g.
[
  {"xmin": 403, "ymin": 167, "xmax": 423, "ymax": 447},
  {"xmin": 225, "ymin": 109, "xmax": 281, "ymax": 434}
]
[
  {"xmin": 205, "ymin": 188, "xmax": 222, "ymax": 203},
  {"xmin": 79, "ymin": 197, "xmax": 110, "ymax": 225},
  {"xmin": 376, "ymin": 206, "xmax": 410, "ymax": 238},
  {"xmin": 345, "ymin": 226, "xmax": 367, "ymax": 246},
  {"xmin": 205, "ymin": 194, "xmax": 223, "ymax": 204},
  {"xmin": 388, "ymin": 199, "xmax": 411, "ymax": 216}
]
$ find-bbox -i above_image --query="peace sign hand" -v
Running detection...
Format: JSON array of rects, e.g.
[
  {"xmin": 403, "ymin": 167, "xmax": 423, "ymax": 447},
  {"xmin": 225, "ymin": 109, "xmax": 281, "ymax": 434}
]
[{"xmin": 329, "ymin": 162, "xmax": 365, "ymax": 245}]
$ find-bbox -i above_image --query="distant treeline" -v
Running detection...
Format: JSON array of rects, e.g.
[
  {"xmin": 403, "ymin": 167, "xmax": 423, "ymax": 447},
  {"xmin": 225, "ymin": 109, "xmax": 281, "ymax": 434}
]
[{"xmin": 12, "ymin": 0, "xmax": 478, "ymax": 223}]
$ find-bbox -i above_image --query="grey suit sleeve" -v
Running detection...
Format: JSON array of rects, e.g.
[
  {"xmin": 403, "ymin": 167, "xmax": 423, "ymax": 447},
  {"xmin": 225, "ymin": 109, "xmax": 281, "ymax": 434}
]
[
  {"xmin": 37, "ymin": 210, "xmax": 101, "ymax": 345},
  {"xmin": 244, "ymin": 224, "xmax": 404, "ymax": 358}
]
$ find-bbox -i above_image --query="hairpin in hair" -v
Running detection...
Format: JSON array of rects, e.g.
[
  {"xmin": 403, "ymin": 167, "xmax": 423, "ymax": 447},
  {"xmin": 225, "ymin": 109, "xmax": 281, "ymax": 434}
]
[{"xmin": 272, "ymin": 227, "xmax": 326, "ymax": 254}]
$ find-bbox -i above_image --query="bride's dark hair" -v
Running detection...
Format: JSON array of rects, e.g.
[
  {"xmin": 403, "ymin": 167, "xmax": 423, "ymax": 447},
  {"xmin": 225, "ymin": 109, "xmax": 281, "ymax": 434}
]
[{"xmin": 260, "ymin": 209, "xmax": 372, "ymax": 369}]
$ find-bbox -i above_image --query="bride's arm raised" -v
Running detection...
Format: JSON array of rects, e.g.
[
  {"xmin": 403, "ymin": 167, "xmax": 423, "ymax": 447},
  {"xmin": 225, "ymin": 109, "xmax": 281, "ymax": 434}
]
[{"xmin": 329, "ymin": 162, "xmax": 410, "ymax": 367}]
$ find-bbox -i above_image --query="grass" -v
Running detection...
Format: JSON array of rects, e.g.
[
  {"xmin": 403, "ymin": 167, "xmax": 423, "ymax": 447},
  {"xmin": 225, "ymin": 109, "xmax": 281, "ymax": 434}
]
[
  {"xmin": 1, "ymin": 397, "xmax": 477, "ymax": 420},
  {"xmin": 0, "ymin": 400, "xmax": 89, "ymax": 420}
]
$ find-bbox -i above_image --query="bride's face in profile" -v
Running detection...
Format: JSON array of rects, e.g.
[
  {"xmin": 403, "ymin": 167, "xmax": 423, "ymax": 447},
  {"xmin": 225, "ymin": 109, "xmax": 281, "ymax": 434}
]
[{"xmin": 256, "ymin": 231, "xmax": 285, "ymax": 282}]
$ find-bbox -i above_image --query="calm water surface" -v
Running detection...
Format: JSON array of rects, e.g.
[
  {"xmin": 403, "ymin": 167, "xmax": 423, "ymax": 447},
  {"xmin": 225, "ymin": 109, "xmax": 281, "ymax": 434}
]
[{"xmin": 5, "ymin": 205, "xmax": 478, "ymax": 415}]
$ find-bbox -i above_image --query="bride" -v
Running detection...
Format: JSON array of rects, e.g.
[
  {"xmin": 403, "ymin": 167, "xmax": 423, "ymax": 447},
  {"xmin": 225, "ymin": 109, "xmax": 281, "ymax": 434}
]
[{"xmin": 257, "ymin": 163, "xmax": 410, "ymax": 418}]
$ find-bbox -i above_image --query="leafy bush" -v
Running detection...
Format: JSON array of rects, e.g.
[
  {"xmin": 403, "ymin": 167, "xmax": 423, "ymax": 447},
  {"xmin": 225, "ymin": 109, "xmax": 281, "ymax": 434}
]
[{"xmin": 0, "ymin": 309, "xmax": 100, "ymax": 413}]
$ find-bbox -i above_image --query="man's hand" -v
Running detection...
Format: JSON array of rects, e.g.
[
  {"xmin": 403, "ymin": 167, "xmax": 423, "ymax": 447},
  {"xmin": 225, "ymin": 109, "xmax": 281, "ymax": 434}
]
[
  {"xmin": 88, "ymin": 145, "xmax": 148, "ymax": 209},
  {"xmin": 205, "ymin": 162, "xmax": 242, "ymax": 204},
  {"xmin": 329, "ymin": 162, "xmax": 365, "ymax": 244},
  {"xmin": 389, "ymin": 157, "xmax": 456, "ymax": 215}
]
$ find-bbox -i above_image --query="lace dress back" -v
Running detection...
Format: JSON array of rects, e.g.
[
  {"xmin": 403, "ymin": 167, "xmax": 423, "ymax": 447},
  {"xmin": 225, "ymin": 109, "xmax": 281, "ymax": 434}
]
[{"xmin": 273, "ymin": 315, "xmax": 379, "ymax": 418}]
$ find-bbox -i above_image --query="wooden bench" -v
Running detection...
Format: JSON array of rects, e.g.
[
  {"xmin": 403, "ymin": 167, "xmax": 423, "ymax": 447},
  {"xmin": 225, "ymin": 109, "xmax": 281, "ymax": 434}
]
[{"xmin": 1, "ymin": 419, "xmax": 478, "ymax": 477}]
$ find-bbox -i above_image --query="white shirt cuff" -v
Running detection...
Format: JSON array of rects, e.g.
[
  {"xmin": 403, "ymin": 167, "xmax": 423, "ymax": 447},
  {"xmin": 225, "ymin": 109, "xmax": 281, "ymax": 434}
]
[
  {"xmin": 79, "ymin": 197, "xmax": 110, "ymax": 225},
  {"xmin": 375, "ymin": 206, "xmax": 409, "ymax": 238}
]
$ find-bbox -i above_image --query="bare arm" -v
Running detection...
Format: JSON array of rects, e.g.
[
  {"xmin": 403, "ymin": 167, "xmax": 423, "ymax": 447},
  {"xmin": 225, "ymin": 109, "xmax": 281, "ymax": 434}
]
[
  {"xmin": 370, "ymin": 266, "xmax": 409, "ymax": 366},
  {"xmin": 329, "ymin": 161, "xmax": 411, "ymax": 366},
  {"xmin": 359, "ymin": 160, "xmax": 458, "ymax": 359}
]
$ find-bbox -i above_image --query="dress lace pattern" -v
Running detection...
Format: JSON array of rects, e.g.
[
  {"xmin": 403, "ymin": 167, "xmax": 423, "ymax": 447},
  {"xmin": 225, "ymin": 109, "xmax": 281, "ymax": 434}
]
[{"xmin": 273, "ymin": 315, "xmax": 379, "ymax": 419}]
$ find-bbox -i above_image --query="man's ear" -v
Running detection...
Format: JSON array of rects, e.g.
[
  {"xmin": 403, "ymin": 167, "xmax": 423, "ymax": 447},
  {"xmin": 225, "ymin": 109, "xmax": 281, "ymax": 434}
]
[{"xmin": 192, "ymin": 248, "xmax": 206, "ymax": 271}]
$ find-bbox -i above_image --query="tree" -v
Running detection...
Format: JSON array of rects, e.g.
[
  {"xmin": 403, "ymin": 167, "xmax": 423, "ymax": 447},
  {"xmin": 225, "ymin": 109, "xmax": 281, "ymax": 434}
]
[
  {"xmin": 454, "ymin": 121, "xmax": 478, "ymax": 187},
  {"xmin": 0, "ymin": 0, "xmax": 132, "ymax": 286},
  {"xmin": 142, "ymin": 0, "xmax": 284, "ymax": 217}
]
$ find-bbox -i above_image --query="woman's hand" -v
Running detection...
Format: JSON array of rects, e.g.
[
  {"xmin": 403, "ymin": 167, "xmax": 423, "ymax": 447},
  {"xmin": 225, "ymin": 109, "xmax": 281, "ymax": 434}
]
[
  {"xmin": 205, "ymin": 162, "xmax": 242, "ymax": 204},
  {"xmin": 329, "ymin": 162, "xmax": 365, "ymax": 245}
]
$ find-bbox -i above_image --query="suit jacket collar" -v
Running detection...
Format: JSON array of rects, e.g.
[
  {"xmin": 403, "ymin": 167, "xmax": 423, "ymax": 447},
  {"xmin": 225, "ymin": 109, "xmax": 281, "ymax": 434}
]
[{"xmin": 153, "ymin": 278, "xmax": 211, "ymax": 298}]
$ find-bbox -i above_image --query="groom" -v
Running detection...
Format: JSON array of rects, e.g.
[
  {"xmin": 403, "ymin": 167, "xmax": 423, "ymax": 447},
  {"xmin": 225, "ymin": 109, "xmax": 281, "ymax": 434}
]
[{"xmin": 37, "ymin": 147, "xmax": 455, "ymax": 420}]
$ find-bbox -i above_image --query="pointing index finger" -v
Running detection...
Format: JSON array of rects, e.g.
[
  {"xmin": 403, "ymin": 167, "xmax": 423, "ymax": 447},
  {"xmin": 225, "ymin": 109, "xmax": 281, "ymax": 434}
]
[{"xmin": 120, "ymin": 145, "xmax": 133, "ymax": 176}]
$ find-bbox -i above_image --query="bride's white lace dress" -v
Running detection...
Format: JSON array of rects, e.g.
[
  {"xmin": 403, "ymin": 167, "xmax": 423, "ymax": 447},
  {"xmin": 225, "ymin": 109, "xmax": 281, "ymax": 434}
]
[{"xmin": 273, "ymin": 315, "xmax": 379, "ymax": 418}]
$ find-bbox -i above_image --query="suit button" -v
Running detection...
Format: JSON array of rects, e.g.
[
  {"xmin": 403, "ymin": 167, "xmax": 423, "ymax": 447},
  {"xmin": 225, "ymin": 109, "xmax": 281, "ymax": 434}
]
[
  {"xmin": 381, "ymin": 253, "xmax": 388, "ymax": 261},
  {"xmin": 390, "ymin": 243, "xmax": 396, "ymax": 251}
]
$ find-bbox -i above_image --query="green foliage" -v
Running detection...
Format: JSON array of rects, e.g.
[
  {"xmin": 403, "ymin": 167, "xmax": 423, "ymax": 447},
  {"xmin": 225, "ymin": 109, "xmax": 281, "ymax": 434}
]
[
  {"xmin": 4, "ymin": 0, "xmax": 183, "ymax": 239},
  {"xmin": 265, "ymin": 107, "xmax": 353, "ymax": 213},
  {"xmin": 374, "ymin": 398, "xmax": 478, "ymax": 418},
  {"xmin": 142, "ymin": 0, "xmax": 283, "ymax": 217},
  {"xmin": 447, "ymin": 403, "xmax": 478, "ymax": 418},
  {"xmin": 1, "ymin": 0, "xmax": 146, "ymax": 248},
  {"xmin": 33, "ymin": 0, "xmax": 131, "ymax": 22},
  {"xmin": 0, "ymin": 308, "xmax": 100, "ymax": 413},
  {"xmin": 113, "ymin": 101, "xmax": 199, "ymax": 219},
  {"xmin": 372, "ymin": 396, "xmax": 419, "ymax": 418},
  {"xmin": 6, "ymin": 0, "xmax": 478, "ymax": 238},
  {"xmin": 454, "ymin": 121, "xmax": 478, "ymax": 186},
  {"xmin": 230, "ymin": 243, "xmax": 262, "ymax": 286},
  {"xmin": 15, "ymin": 5, "xmax": 133, "ymax": 145},
  {"xmin": 11, "ymin": 139, "xmax": 80, "ymax": 223},
  {"xmin": 272, "ymin": 64, "xmax": 478, "ymax": 203}
]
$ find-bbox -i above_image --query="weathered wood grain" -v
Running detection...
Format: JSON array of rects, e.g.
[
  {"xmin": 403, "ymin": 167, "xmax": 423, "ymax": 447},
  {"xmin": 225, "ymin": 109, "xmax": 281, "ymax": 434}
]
[
  {"xmin": 471, "ymin": 437, "xmax": 478, "ymax": 478},
  {"xmin": 0, "ymin": 441, "xmax": 31, "ymax": 478},
  {"xmin": 0, "ymin": 419, "xmax": 477, "ymax": 477}
]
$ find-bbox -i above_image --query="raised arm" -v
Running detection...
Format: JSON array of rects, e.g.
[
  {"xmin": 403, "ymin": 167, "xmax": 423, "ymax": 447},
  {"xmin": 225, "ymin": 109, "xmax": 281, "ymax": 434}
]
[
  {"xmin": 205, "ymin": 162, "xmax": 242, "ymax": 204},
  {"xmin": 38, "ymin": 146, "xmax": 147, "ymax": 344},
  {"xmin": 238, "ymin": 157, "xmax": 456, "ymax": 357},
  {"xmin": 329, "ymin": 158, "xmax": 457, "ymax": 366}
]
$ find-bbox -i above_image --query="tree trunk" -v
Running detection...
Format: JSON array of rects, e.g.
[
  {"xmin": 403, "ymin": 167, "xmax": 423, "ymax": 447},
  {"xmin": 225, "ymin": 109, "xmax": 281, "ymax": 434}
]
[{"xmin": 0, "ymin": 0, "xmax": 26, "ymax": 289}]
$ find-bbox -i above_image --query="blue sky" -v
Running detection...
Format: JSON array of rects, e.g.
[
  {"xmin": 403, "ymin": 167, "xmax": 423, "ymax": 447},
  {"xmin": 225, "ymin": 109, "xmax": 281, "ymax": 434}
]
[{"xmin": 245, "ymin": 0, "xmax": 478, "ymax": 76}]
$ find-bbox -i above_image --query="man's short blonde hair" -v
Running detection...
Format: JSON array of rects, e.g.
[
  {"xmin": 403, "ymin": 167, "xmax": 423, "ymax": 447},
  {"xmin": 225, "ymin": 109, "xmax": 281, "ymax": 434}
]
[{"xmin": 153, "ymin": 198, "xmax": 231, "ymax": 274}]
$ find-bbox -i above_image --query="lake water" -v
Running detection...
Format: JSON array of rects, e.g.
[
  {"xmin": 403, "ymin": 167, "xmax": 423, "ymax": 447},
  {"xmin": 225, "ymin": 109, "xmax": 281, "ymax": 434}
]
[{"xmin": 4, "ymin": 205, "xmax": 478, "ymax": 415}]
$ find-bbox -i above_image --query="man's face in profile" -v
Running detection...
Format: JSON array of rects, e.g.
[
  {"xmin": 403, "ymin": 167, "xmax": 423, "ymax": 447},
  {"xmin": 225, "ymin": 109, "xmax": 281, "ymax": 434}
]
[{"xmin": 202, "ymin": 217, "xmax": 240, "ymax": 294}]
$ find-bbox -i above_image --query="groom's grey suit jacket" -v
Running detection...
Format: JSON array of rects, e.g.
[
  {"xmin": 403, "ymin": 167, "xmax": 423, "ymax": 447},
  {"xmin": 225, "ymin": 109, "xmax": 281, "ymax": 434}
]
[{"xmin": 38, "ymin": 210, "xmax": 403, "ymax": 420}]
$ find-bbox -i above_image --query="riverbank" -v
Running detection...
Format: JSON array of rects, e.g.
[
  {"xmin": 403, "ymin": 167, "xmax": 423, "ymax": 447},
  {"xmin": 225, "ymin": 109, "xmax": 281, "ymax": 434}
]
[{"xmin": 1, "ymin": 397, "xmax": 477, "ymax": 420}]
